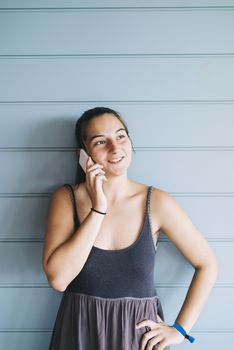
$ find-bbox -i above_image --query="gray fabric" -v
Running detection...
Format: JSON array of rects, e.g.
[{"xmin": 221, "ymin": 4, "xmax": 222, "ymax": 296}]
[
  {"xmin": 48, "ymin": 184, "xmax": 171, "ymax": 349},
  {"xmin": 64, "ymin": 185, "xmax": 157, "ymax": 298},
  {"xmin": 49, "ymin": 292, "xmax": 170, "ymax": 350}
]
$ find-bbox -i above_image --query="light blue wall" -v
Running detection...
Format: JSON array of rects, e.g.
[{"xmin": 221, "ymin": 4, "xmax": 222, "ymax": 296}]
[{"xmin": 1, "ymin": 1, "xmax": 234, "ymax": 349}]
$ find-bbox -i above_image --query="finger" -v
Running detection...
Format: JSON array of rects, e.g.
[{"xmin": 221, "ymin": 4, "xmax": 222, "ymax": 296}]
[
  {"xmin": 157, "ymin": 339, "xmax": 169, "ymax": 350},
  {"xmin": 145, "ymin": 334, "xmax": 164, "ymax": 350},
  {"xmin": 86, "ymin": 166, "xmax": 104, "ymax": 183},
  {"xmin": 139, "ymin": 330, "xmax": 153, "ymax": 350},
  {"xmin": 87, "ymin": 163, "xmax": 104, "ymax": 172},
  {"xmin": 136, "ymin": 319, "xmax": 158, "ymax": 330},
  {"xmin": 93, "ymin": 175, "xmax": 107, "ymax": 193},
  {"xmin": 88, "ymin": 168, "xmax": 105, "ymax": 176},
  {"xmin": 89, "ymin": 171, "xmax": 106, "ymax": 186},
  {"xmin": 157, "ymin": 314, "xmax": 164, "ymax": 323},
  {"xmin": 139, "ymin": 330, "xmax": 162, "ymax": 350},
  {"xmin": 95, "ymin": 174, "xmax": 107, "ymax": 182},
  {"xmin": 88, "ymin": 170, "xmax": 105, "ymax": 189}
]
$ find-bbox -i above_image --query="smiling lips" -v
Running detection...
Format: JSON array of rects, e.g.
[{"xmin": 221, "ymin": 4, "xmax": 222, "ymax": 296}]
[{"xmin": 108, "ymin": 156, "xmax": 124, "ymax": 164}]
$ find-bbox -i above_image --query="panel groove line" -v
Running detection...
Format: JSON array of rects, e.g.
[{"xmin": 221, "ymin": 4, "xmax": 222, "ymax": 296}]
[
  {"xmin": 1, "ymin": 100, "xmax": 234, "ymax": 104},
  {"xmin": 2, "ymin": 7, "xmax": 234, "ymax": 12},
  {"xmin": 2, "ymin": 54, "xmax": 234, "ymax": 59},
  {"xmin": 1, "ymin": 0, "xmax": 234, "ymax": 10},
  {"xmin": 2, "ymin": 53, "xmax": 234, "ymax": 58},
  {"xmin": 1, "ymin": 56, "xmax": 234, "ymax": 101}
]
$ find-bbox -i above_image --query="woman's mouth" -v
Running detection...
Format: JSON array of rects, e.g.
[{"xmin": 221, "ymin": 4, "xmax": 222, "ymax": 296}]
[{"xmin": 108, "ymin": 156, "xmax": 124, "ymax": 164}]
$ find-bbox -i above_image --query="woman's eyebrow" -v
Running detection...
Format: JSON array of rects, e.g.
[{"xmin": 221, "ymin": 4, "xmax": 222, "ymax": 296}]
[{"xmin": 89, "ymin": 128, "xmax": 126, "ymax": 143}]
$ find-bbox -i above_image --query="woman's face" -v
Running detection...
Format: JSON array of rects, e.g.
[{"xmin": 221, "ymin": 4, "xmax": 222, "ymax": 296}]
[{"xmin": 84, "ymin": 113, "xmax": 132, "ymax": 176}]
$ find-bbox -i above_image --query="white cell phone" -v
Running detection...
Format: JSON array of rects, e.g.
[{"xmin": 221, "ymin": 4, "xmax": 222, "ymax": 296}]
[{"xmin": 79, "ymin": 148, "xmax": 90, "ymax": 173}]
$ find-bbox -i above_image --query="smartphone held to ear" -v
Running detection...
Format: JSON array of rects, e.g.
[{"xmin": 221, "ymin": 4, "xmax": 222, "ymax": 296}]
[
  {"xmin": 79, "ymin": 148, "xmax": 107, "ymax": 181},
  {"xmin": 79, "ymin": 148, "xmax": 91, "ymax": 173}
]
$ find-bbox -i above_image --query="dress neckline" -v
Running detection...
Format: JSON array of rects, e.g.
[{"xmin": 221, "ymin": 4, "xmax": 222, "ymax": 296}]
[{"xmin": 67, "ymin": 184, "xmax": 152, "ymax": 253}]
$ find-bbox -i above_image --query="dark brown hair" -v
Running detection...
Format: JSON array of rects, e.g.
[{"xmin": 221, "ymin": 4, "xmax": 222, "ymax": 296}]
[{"xmin": 75, "ymin": 106, "xmax": 135, "ymax": 184}]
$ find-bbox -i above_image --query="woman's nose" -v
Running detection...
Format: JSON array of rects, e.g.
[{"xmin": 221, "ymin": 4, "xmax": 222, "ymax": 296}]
[{"xmin": 108, "ymin": 140, "xmax": 119, "ymax": 151}]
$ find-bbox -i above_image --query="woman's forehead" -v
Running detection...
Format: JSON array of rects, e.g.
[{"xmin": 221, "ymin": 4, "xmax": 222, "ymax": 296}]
[{"xmin": 86, "ymin": 114, "xmax": 124, "ymax": 135}]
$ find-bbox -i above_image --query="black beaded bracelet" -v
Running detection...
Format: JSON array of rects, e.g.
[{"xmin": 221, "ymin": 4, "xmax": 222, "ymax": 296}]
[{"xmin": 90, "ymin": 207, "xmax": 107, "ymax": 215}]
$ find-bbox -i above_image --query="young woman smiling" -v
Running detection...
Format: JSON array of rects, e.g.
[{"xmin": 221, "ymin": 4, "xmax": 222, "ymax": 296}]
[{"xmin": 43, "ymin": 107, "xmax": 219, "ymax": 350}]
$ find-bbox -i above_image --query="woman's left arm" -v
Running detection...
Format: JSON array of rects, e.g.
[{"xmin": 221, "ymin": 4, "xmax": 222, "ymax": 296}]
[
  {"xmin": 158, "ymin": 189, "xmax": 219, "ymax": 333},
  {"xmin": 136, "ymin": 189, "xmax": 219, "ymax": 350}
]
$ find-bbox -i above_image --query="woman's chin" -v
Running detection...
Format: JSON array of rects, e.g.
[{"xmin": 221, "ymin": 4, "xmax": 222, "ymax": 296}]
[{"xmin": 106, "ymin": 168, "xmax": 129, "ymax": 178}]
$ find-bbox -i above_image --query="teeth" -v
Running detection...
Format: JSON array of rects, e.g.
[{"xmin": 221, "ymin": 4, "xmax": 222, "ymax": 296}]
[{"xmin": 109, "ymin": 157, "xmax": 123, "ymax": 163}]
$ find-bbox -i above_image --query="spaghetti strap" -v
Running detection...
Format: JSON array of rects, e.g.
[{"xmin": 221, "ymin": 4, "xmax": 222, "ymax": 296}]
[
  {"xmin": 147, "ymin": 186, "xmax": 157, "ymax": 251},
  {"xmin": 146, "ymin": 185, "xmax": 153, "ymax": 216},
  {"xmin": 63, "ymin": 183, "xmax": 79, "ymax": 229}
]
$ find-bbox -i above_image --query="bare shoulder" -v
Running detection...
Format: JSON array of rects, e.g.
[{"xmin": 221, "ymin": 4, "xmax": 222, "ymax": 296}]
[
  {"xmin": 151, "ymin": 186, "xmax": 173, "ymax": 206},
  {"xmin": 50, "ymin": 185, "xmax": 75, "ymax": 213},
  {"xmin": 150, "ymin": 186, "xmax": 175, "ymax": 232}
]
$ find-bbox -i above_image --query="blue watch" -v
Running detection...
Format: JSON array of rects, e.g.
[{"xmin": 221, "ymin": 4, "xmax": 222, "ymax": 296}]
[{"xmin": 172, "ymin": 322, "xmax": 195, "ymax": 343}]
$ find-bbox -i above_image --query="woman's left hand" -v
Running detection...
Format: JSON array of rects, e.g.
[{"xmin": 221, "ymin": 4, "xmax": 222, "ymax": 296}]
[{"xmin": 136, "ymin": 315, "xmax": 184, "ymax": 350}]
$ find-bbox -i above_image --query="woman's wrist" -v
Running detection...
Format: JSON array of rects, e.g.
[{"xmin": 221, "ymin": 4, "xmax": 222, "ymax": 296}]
[
  {"xmin": 172, "ymin": 322, "xmax": 195, "ymax": 343},
  {"xmin": 90, "ymin": 207, "xmax": 107, "ymax": 215}
]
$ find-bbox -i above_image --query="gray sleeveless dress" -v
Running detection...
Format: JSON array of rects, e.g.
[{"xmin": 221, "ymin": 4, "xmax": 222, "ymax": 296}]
[{"xmin": 48, "ymin": 184, "xmax": 170, "ymax": 350}]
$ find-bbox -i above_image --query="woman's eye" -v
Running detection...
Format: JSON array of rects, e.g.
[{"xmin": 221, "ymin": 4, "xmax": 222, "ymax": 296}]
[
  {"xmin": 94, "ymin": 135, "xmax": 125, "ymax": 146},
  {"xmin": 94, "ymin": 140, "xmax": 105, "ymax": 146},
  {"xmin": 118, "ymin": 134, "xmax": 125, "ymax": 139}
]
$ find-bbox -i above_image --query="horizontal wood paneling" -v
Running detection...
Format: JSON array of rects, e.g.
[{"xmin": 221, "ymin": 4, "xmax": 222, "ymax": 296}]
[
  {"xmin": 1, "ymin": 1, "xmax": 233, "ymax": 348},
  {"xmin": 0, "ymin": 151, "xmax": 76, "ymax": 192},
  {"xmin": 1, "ymin": 103, "xmax": 234, "ymax": 147},
  {"xmin": 0, "ymin": 333, "xmax": 51, "ymax": 350},
  {"xmin": 1, "ymin": 56, "xmax": 234, "ymax": 101},
  {"xmin": 1, "ymin": 0, "xmax": 234, "ymax": 9},
  {"xmin": 1, "ymin": 10, "xmax": 234, "ymax": 55},
  {"xmin": 0, "ymin": 150, "xmax": 233, "ymax": 192},
  {"xmin": 0, "ymin": 288, "xmax": 61, "ymax": 328},
  {"xmin": 0, "ymin": 197, "xmax": 49, "ymax": 240}
]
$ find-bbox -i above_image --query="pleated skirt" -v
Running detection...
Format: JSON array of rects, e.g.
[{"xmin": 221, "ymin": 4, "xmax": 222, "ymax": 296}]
[{"xmin": 48, "ymin": 292, "xmax": 171, "ymax": 350}]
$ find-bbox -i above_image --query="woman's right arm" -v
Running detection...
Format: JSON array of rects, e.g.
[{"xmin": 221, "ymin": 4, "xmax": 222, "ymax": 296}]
[
  {"xmin": 42, "ymin": 186, "xmax": 105, "ymax": 292},
  {"xmin": 42, "ymin": 156, "xmax": 107, "ymax": 292}
]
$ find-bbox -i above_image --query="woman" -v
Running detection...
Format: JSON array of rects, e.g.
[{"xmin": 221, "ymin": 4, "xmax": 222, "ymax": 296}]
[{"xmin": 43, "ymin": 107, "xmax": 219, "ymax": 350}]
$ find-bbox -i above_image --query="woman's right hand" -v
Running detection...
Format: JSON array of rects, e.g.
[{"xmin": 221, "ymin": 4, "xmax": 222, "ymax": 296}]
[{"xmin": 85, "ymin": 156, "xmax": 108, "ymax": 213}]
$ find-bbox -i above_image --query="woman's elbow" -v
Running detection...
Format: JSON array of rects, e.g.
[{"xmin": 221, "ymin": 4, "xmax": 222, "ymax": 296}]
[
  {"xmin": 50, "ymin": 279, "xmax": 67, "ymax": 292},
  {"xmin": 197, "ymin": 253, "xmax": 220, "ymax": 278},
  {"xmin": 43, "ymin": 263, "xmax": 66, "ymax": 292},
  {"xmin": 47, "ymin": 275, "xmax": 67, "ymax": 292}
]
